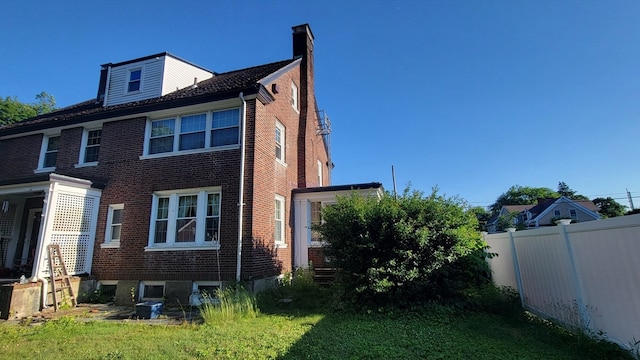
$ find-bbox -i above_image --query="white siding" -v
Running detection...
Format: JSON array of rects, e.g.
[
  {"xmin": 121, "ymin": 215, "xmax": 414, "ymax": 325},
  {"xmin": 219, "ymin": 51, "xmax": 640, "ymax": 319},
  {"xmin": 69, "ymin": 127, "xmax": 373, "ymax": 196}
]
[
  {"xmin": 104, "ymin": 57, "xmax": 165, "ymax": 107},
  {"xmin": 162, "ymin": 56, "xmax": 213, "ymax": 95}
]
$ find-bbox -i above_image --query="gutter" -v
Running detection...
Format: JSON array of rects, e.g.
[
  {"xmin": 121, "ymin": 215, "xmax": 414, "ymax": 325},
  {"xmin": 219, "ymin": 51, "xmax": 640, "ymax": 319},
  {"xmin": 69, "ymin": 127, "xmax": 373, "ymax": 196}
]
[{"xmin": 236, "ymin": 92, "xmax": 247, "ymax": 282}]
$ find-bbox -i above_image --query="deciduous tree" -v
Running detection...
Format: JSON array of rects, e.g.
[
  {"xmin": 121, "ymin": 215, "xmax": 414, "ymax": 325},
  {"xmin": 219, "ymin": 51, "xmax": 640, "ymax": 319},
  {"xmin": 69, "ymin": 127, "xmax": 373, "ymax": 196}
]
[
  {"xmin": 592, "ymin": 197, "xmax": 626, "ymax": 218},
  {"xmin": 0, "ymin": 92, "xmax": 56, "ymax": 126}
]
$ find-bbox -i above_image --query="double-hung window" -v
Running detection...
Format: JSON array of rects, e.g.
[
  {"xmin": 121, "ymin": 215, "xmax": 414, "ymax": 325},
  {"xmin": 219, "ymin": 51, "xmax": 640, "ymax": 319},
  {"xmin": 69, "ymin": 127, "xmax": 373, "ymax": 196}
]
[
  {"xmin": 275, "ymin": 121, "xmax": 285, "ymax": 162},
  {"xmin": 275, "ymin": 195, "xmax": 286, "ymax": 247},
  {"xmin": 148, "ymin": 187, "xmax": 221, "ymax": 250},
  {"xmin": 80, "ymin": 129, "xmax": 101, "ymax": 164},
  {"xmin": 39, "ymin": 135, "xmax": 60, "ymax": 170},
  {"xmin": 103, "ymin": 204, "xmax": 124, "ymax": 248},
  {"xmin": 128, "ymin": 68, "xmax": 142, "ymax": 92},
  {"xmin": 310, "ymin": 201, "xmax": 322, "ymax": 243},
  {"xmin": 569, "ymin": 209, "xmax": 578, "ymax": 221},
  {"xmin": 146, "ymin": 108, "xmax": 240, "ymax": 156}
]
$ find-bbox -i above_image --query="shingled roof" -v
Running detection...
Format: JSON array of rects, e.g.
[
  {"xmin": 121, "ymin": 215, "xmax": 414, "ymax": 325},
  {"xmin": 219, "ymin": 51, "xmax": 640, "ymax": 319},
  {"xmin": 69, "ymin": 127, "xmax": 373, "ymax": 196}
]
[{"xmin": 0, "ymin": 58, "xmax": 297, "ymax": 136}]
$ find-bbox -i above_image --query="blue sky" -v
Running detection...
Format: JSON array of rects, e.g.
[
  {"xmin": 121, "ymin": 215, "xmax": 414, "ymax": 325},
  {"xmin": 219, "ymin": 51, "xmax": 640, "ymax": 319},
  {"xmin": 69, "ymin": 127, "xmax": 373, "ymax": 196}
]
[{"xmin": 1, "ymin": 0, "xmax": 638, "ymax": 209}]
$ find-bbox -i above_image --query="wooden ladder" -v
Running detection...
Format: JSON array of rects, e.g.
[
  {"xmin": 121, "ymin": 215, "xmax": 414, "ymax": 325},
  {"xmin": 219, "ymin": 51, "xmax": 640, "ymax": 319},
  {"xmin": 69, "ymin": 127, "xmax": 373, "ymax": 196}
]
[{"xmin": 47, "ymin": 244, "xmax": 77, "ymax": 311}]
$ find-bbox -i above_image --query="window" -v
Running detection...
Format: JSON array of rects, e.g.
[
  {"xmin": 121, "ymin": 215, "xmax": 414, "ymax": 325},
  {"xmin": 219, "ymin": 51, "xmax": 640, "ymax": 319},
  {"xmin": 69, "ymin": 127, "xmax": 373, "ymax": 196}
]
[
  {"xmin": 146, "ymin": 109, "xmax": 240, "ymax": 156},
  {"xmin": 275, "ymin": 195, "xmax": 285, "ymax": 245},
  {"xmin": 80, "ymin": 129, "xmax": 101, "ymax": 164},
  {"xmin": 554, "ymin": 210, "xmax": 561, "ymax": 217},
  {"xmin": 211, "ymin": 109, "xmax": 240, "ymax": 147},
  {"xmin": 140, "ymin": 281, "xmax": 164, "ymax": 300},
  {"xmin": 148, "ymin": 188, "xmax": 221, "ymax": 250},
  {"xmin": 310, "ymin": 201, "xmax": 322, "ymax": 242},
  {"xmin": 128, "ymin": 68, "xmax": 142, "ymax": 92},
  {"xmin": 103, "ymin": 204, "xmax": 124, "ymax": 248},
  {"xmin": 317, "ymin": 160, "xmax": 323, "ymax": 186},
  {"xmin": 291, "ymin": 82, "xmax": 298, "ymax": 110},
  {"xmin": 275, "ymin": 121, "xmax": 285, "ymax": 162},
  {"xmin": 570, "ymin": 209, "xmax": 578, "ymax": 220},
  {"xmin": 40, "ymin": 135, "xmax": 60, "ymax": 169},
  {"xmin": 192, "ymin": 282, "xmax": 221, "ymax": 304}
]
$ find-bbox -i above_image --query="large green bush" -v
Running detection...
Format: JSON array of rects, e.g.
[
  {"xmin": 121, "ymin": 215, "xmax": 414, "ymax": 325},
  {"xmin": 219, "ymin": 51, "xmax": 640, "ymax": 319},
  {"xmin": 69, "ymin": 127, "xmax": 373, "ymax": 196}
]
[{"xmin": 315, "ymin": 188, "xmax": 491, "ymax": 308}]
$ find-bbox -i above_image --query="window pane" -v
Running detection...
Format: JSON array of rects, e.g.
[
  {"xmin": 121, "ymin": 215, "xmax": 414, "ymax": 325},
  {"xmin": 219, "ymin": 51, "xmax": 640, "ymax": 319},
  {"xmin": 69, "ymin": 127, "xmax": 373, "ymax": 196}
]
[
  {"xmin": 205, "ymin": 217, "xmax": 219, "ymax": 242},
  {"xmin": 111, "ymin": 224, "xmax": 121, "ymax": 240},
  {"xmin": 87, "ymin": 130, "xmax": 101, "ymax": 146},
  {"xmin": 179, "ymin": 132, "xmax": 205, "ymax": 150},
  {"xmin": 150, "ymin": 137, "xmax": 174, "ymax": 154},
  {"xmin": 154, "ymin": 220, "xmax": 167, "ymax": 243},
  {"xmin": 275, "ymin": 143, "xmax": 282, "ymax": 160},
  {"xmin": 130, "ymin": 70, "xmax": 141, "ymax": 81},
  {"xmin": 178, "ymin": 196, "xmax": 198, "ymax": 217},
  {"xmin": 207, "ymin": 194, "xmax": 220, "ymax": 216},
  {"xmin": 112, "ymin": 209, "xmax": 123, "ymax": 224},
  {"xmin": 84, "ymin": 146, "xmax": 99, "ymax": 163},
  {"xmin": 144, "ymin": 284, "xmax": 164, "ymax": 298},
  {"xmin": 128, "ymin": 81, "xmax": 140, "ymax": 92},
  {"xmin": 47, "ymin": 136, "xmax": 60, "ymax": 151},
  {"xmin": 180, "ymin": 114, "xmax": 206, "ymax": 132},
  {"xmin": 157, "ymin": 198, "xmax": 169, "ymax": 219},
  {"xmin": 151, "ymin": 119, "xmax": 175, "ymax": 137},
  {"xmin": 212, "ymin": 109, "xmax": 239, "ymax": 128},
  {"xmin": 44, "ymin": 152, "xmax": 57, "ymax": 168},
  {"xmin": 176, "ymin": 219, "xmax": 196, "ymax": 242},
  {"xmin": 211, "ymin": 128, "xmax": 239, "ymax": 147},
  {"xmin": 275, "ymin": 219, "xmax": 282, "ymax": 242}
]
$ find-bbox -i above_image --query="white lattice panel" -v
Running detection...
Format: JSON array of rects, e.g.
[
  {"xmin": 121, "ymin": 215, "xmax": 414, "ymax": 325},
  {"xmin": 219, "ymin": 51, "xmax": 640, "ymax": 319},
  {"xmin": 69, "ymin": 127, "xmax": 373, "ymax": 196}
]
[
  {"xmin": 0, "ymin": 204, "xmax": 16, "ymax": 237},
  {"xmin": 43, "ymin": 234, "xmax": 91, "ymax": 275},
  {"xmin": 52, "ymin": 194, "xmax": 95, "ymax": 233}
]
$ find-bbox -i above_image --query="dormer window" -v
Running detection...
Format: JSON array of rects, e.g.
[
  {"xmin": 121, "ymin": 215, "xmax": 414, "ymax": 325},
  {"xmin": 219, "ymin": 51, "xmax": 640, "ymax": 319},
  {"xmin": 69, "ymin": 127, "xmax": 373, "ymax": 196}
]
[{"xmin": 128, "ymin": 69, "xmax": 142, "ymax": 92}]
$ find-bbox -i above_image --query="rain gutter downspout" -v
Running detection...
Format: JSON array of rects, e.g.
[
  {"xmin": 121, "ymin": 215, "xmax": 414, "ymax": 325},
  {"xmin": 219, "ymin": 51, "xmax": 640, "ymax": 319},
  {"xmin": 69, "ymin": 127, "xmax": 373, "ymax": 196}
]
[{"xmin": 236, "ymin": 92, "xmax": 247, "ymax": 282}]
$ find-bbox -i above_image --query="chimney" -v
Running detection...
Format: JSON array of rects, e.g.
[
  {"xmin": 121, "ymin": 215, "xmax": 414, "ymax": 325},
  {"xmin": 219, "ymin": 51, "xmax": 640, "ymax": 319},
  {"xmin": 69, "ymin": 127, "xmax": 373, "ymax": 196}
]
[
  {"xmin": 96, "ymin": 65, "xmax": 110, "ymax": 104},
  {"xmin": 292, "ymin": 24, "xmax": 315, "ymax": 188}
]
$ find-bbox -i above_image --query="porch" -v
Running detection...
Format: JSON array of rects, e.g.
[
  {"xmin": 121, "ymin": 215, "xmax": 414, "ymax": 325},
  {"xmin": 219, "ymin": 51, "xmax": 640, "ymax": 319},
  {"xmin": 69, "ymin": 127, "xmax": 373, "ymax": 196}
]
[{"xmin": 0, "ymin": 173, "xmax": 102, "ymax": 315}]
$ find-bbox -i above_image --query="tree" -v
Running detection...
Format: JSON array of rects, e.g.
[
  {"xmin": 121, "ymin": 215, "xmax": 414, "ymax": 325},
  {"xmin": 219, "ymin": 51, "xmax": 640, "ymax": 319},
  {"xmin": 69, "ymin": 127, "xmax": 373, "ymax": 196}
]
[
  {"xmin": 0, "ymin": 92, "xmax": 56, "ymax": 126},
  {"xmin": 593, "ymin": 197, "xmax": 627, "ymax": 218},
  {"xmin": 557, "ymin": 181, "xmax": 589, "ymax": 200},
  {"xmin": 315, "ymin": 188, "xmax": 490, "ymax": 308},
  {"xmin": 489, "ymin": 185, "xmax": 559, "ymax": 214},
  {"xmin": 469, "ymin": 206, "xmax": 491, "ymax": 232}
]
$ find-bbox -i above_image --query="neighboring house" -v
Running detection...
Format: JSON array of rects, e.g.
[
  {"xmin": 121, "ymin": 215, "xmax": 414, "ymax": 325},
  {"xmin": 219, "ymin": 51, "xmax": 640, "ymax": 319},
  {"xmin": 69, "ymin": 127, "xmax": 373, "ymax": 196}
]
[
  {"xmin": 0, "ymin": 24, "xmax": 365, "ymax": 307},
  {"xmin": 487, "ymin": 197, "xmax": 601, "ymax": 233}
]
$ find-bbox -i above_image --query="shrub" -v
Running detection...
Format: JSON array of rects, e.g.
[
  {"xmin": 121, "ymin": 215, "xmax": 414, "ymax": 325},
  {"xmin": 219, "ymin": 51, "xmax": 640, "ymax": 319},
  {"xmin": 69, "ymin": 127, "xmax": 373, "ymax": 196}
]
[{"xmin": 315, "ymin": 188, "xmax": 491, "ymax": 309}]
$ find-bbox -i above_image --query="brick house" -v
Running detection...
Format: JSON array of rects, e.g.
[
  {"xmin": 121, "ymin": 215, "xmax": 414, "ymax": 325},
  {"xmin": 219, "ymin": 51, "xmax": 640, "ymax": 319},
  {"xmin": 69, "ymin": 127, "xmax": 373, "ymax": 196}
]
[{"xmin": 0, "ymin": 24, "xmax": 374, "ymax": 307}]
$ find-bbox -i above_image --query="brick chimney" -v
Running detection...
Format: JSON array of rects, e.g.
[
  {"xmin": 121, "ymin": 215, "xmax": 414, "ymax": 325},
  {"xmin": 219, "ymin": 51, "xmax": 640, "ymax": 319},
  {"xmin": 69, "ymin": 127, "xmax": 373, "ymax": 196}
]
[{"xmin": 292, "ymin": 24, "xmax": 315, "ymax": 188}]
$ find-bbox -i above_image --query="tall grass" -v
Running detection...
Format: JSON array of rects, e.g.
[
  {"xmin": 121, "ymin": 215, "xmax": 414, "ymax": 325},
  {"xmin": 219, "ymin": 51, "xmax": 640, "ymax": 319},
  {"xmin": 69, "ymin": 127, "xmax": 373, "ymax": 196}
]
[{"xmin": 199, "ymin": 283, "xmax": 258, "ymax": 324}]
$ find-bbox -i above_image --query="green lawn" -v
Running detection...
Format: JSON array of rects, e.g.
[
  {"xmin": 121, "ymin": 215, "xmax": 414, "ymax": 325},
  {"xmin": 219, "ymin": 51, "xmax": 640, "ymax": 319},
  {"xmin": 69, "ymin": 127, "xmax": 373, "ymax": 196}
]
[{"xmin": 0, "ymin": 304, "xmax": 631, "ymax": 360}]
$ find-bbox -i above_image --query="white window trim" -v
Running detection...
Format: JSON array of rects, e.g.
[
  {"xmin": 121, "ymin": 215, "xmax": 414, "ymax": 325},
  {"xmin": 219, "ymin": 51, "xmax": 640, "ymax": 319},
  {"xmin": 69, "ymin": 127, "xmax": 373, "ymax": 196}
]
[
  {"xmin": 145, "ymin": 187, "xmax": 222, "ymax": 251},
  {"xmin": 139, "ymin": 281, "xmax": 164, "ymax": 301},
  {"xmin": 291, "ymin": 82, "xmax": 299, "ymax": 113},
  {"xmin": 35, "ymin": 134, "xmax": 59, "ymax": 173},
  {"xmin": 141, "ymin": 108, "xmax": 241, "ymax": 159},
  {"xmin": 275, "ymin": 120, "xmax": 286, "ymax": 165},
  {"xmin": 275, "ymin": 194, "xmax": 287, "ymax": 248},
  {"xmin": 76, "ymin": 128, "xmax": 101, "ymax": 167},
  {"xmin": 102, "ymin": 204, "xmax": 124, "ymax": 249},
  {"xmin": 126, "ymin": 67, "xmax": 143, "ymax": 94}
]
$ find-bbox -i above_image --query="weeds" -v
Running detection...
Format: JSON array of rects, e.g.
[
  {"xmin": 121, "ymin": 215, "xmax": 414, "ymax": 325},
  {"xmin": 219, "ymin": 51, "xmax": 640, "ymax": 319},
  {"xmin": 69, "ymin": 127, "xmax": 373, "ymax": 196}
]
[{"xmin": 199, "ymin": 283, "xmax": 258, "ymax": 324}]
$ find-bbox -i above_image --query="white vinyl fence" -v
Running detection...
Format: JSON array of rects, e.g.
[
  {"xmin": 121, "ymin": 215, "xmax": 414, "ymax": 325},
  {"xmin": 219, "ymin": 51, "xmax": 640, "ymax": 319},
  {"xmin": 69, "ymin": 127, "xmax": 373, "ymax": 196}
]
[{"xmin": 483, "ymin": 214, "xmax": 640, "ymax": 350}]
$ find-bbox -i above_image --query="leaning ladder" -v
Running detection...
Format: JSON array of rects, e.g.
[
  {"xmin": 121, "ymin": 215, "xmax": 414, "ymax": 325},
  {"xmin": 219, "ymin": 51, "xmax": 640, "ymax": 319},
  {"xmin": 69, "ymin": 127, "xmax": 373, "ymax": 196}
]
[{"xmin": 47, "ymin": 244, "xmax": 77, "ymax": 311}]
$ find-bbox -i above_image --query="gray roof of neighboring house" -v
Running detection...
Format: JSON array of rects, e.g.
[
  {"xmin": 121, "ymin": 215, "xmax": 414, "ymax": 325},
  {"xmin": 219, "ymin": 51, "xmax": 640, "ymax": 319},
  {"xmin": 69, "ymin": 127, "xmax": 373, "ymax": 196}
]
[{"xmin": 0, "ymin": 58, "xmax": 297, "ymax": 137}]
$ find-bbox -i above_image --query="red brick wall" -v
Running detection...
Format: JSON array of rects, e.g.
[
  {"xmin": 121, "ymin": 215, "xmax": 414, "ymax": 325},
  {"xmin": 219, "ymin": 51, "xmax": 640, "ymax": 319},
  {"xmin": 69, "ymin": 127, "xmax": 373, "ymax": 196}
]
[{"xmin": 0, "ymin": 134, "xmax": 43, "ymax": 180}]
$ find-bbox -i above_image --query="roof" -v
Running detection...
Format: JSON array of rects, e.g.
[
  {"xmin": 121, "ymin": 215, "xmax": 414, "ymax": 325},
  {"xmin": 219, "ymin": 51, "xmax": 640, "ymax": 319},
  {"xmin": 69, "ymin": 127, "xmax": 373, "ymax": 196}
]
[
  {"xmin": 292, "ymin": 182, "xmax": 384, "ymax": 194},
  {"xmin": 0, "ymin": 58, "xmax": 297, "ymax": 137},
  {"xmin": 527, "ymin": 197, "xmax": 599, "ymax": 217}
]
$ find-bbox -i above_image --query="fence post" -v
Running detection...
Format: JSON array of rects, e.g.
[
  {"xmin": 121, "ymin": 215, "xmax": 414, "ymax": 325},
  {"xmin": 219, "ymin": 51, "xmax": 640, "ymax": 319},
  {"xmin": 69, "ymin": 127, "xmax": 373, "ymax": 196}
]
[
  {"xmin": 559, "ymin": 224, "xmax": 591, "ymax": 332},
  {"xmin": 507, "ymin": 230, "xmax": 526, "ymax": 307}
]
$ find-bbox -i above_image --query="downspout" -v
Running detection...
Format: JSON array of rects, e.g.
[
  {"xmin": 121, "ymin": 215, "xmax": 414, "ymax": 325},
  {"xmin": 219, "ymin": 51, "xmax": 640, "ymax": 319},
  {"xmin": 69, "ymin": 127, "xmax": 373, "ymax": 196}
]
[
  {"xmin": 32, "ymin": 182, "xmax": 55, "ymax": 308},
  {"xmin": 236, "ymin": 92, "xmax": 247, "ymax": 282}
]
